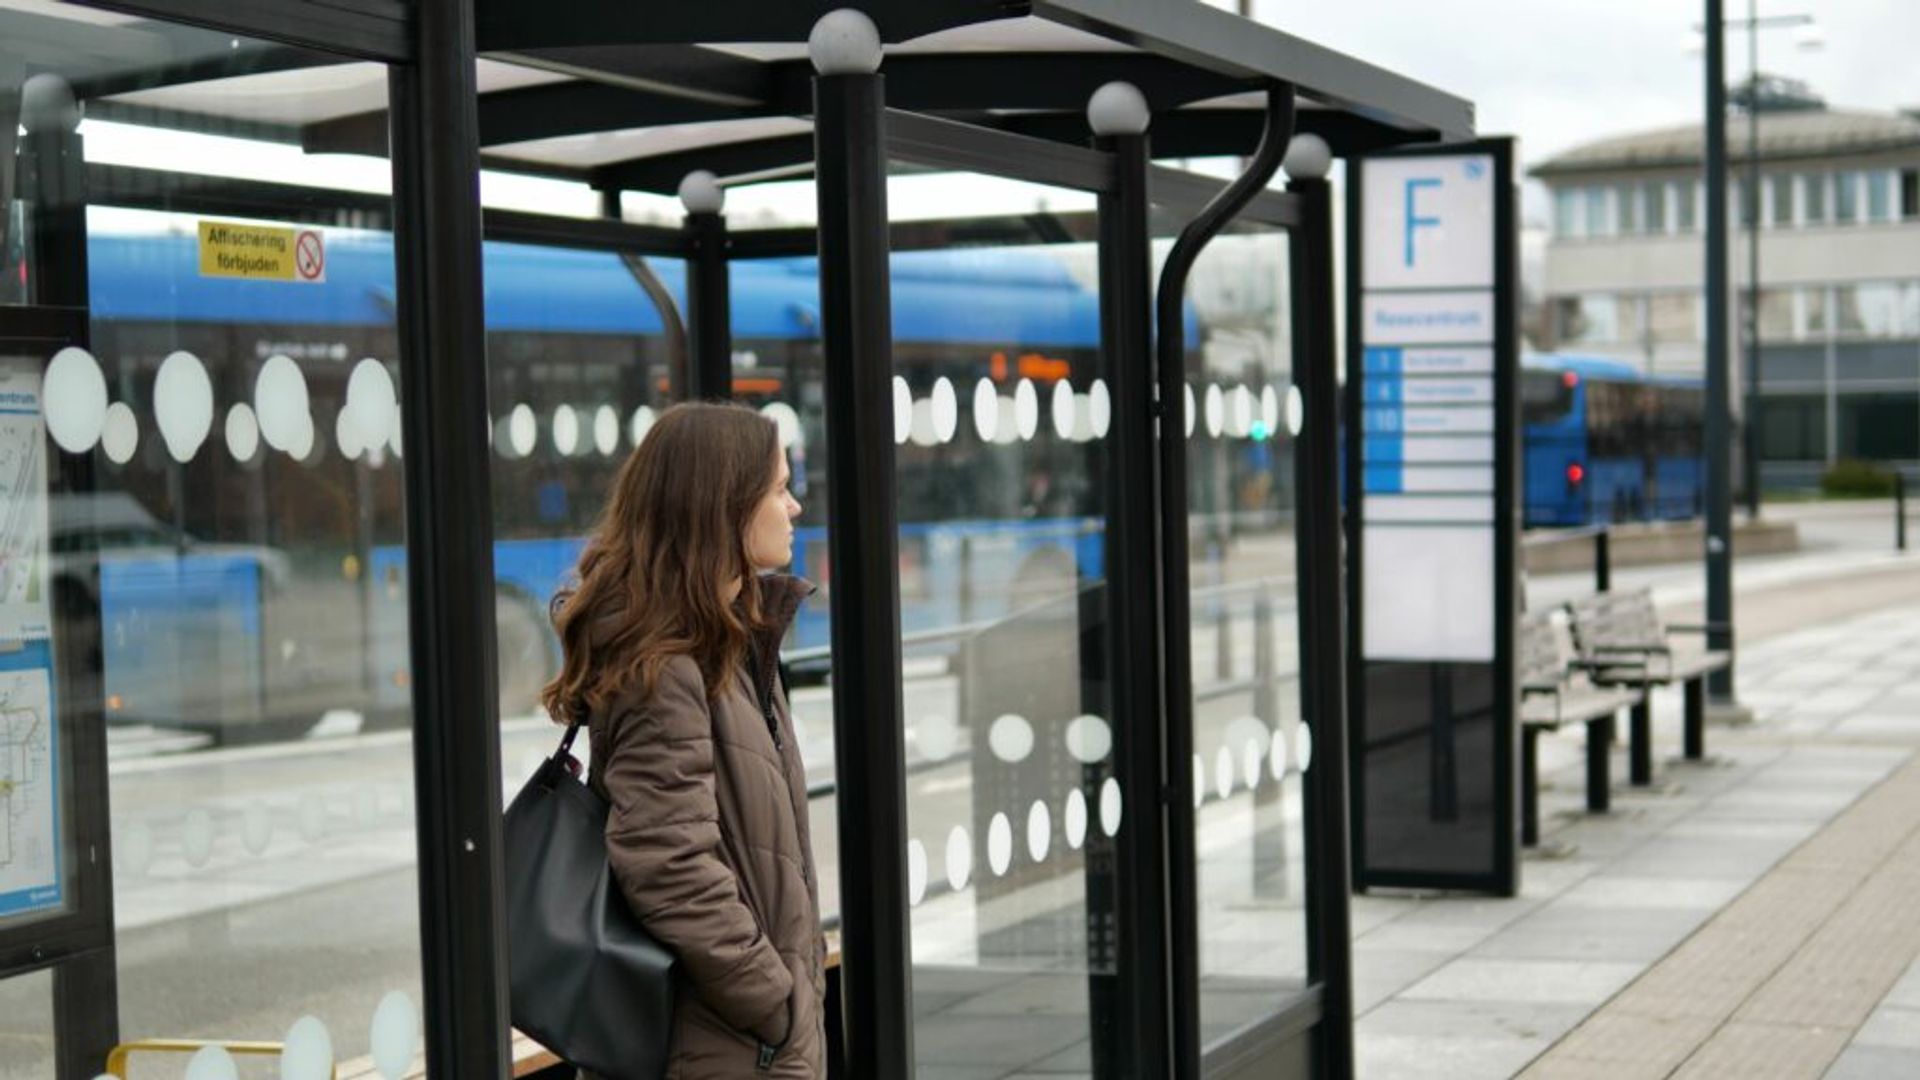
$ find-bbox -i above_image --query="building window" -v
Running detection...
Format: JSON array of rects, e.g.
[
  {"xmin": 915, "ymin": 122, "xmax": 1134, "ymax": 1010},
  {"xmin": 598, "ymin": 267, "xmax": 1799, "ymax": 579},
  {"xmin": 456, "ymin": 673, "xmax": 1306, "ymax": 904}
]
[
  {"xmin": 1866, "ymin": 170, "xmax": 1894, "ymax": 222},
  {"xmin": 1834, "ymin": 170, "xmax": 1860, "ymax": 223},
  {"xmin": 1648, "ymin": 292, "xmax": 1697, "ymax": 343},
  {"xmin": 1616, "ymin": 183, "xmax": 1640, "ymax": 234},
  {"xmin": 1585, "ymin": 186, "xmax": 1608, "ymax": 236},
  {"xmin": 1839, "ymin": 394, "xmax": 1920, "ymax": 460},
  {"xmin": 1902, "ymin": 169, "xmax": 1919, "ymax": 220},
  {"xmin": 1554, "ymin": 187, "xmax": 1582, "ymax": 237},
  {"xmin": 1769, "ymin": 174, "xmax": 1793, "ymax": 227},
  {"xmin": 1643, "ymin": 179, "xmax": 1667, "ymax": 233},
  {"xmin": 1674, "ymin": 180, "xmax": 1697, "ymax": 231},
  {"xmin": 1555, "ymin": 293, "xmax": 1632, "ymax": 345},
  {"xmin": 1803, "ymin": 172, "xmax": 1828, "ymax": 224},
  {"xmin": 1758, "ymin": 396, "xmax": 1826, "ymax": 462},
  {"xmin": 1800, "ymin": 287, "xmax": 1829, "ymax": 338},
  {"xmin": 1835, "ymin": 282, "xmax": 1910, "ymax": 338}
]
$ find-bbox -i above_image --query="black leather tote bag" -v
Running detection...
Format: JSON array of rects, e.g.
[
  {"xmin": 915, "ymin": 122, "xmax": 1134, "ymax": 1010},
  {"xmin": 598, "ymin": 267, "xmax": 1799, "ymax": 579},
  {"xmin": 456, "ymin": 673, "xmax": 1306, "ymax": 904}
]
[{"xmin": 504, "ymin": 719, "xmax": 675, "ymax": 1080}]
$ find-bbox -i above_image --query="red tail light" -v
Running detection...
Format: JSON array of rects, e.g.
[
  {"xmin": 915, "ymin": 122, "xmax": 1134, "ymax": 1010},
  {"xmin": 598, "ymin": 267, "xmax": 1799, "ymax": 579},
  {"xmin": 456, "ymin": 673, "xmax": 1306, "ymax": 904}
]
[
  {"xmin": 1566, "ymin": 462, "xmax": 1586, "ymax": 486},
  {"xmin": 1561, "ymin": 370, "xmax": 1579, "ymax": 388}
]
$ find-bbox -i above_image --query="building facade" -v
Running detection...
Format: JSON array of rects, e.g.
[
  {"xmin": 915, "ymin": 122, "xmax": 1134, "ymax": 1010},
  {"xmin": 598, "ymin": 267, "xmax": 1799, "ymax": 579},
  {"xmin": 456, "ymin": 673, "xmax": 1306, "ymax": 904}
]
[{"xmin": 1532, "ymin": 86, "xmax": 1920, "ymax": 487}]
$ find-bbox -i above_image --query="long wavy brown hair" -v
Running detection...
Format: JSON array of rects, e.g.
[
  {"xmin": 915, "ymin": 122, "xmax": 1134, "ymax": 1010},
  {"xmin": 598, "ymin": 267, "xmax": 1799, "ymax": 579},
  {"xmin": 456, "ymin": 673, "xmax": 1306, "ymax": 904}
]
[{"xmin": 542, "ymin": 402, "xmax": 781, "ymax": 721}]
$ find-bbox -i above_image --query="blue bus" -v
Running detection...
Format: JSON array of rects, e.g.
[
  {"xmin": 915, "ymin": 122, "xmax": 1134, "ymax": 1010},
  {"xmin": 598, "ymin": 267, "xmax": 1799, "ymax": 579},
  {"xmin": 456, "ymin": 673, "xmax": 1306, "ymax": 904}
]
[
  {"xmin": 83, "ymin": 220, "xmax": 1253, "ymax": 738},
  {"xmin": 1522, "ymin": 355, "xmax": 1705, "ymax": 528}
]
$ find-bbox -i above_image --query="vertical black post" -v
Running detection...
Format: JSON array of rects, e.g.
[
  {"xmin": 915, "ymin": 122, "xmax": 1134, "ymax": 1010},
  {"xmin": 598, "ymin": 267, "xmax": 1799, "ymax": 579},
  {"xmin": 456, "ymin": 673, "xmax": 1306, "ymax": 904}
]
[
  {"xmin": 388, "ymin": 0, "xmax": 512, "ymax": 1071},
  {"xmin": 1704, "ymin": 0, "xmax": 1738, "ymax": 702},
  {"xmin": 684, "ymin": 200, "xmax": 734, "ymax": 400},
  {"xmin": 1289, "ymin": 161, "xmax": 1355, "ymax": 1079},
  {"xmin": 1594, "ymin": 528, "xmax": 1611, "ymax": 593},
  {"xmin": 1896, "ymin": 472, "xmax": 1907, "ymax": 552},
  {"xmin": 811, "ymin": 22, "xmax": 913, "ymax": 1077},
  {"xmin": 1093, "ymin": 98, "xmax": 1170, "ymax": 1076},
  {"xmin": 1743, "ymin": 0, "xmax": 1762, "ymax": 519}
]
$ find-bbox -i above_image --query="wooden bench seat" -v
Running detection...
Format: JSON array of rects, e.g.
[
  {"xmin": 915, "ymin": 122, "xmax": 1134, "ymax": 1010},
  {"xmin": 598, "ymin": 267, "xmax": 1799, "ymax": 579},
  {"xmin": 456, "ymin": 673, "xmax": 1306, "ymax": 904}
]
[
  {"xmin": 1566, "ymin": 588, "xmax": 1730, "ymax": 785},
  {"xmin": 1518, "ymin": 609, "xmax": 1643, "ymax": 845}
]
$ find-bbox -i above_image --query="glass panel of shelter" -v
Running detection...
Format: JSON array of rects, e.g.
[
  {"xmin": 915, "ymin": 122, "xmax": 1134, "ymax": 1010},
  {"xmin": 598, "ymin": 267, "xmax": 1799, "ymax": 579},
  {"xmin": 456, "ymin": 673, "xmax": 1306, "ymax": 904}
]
[{"xmin": 0, "ymin": 4, "xmax": 425, "ymax": 1076}]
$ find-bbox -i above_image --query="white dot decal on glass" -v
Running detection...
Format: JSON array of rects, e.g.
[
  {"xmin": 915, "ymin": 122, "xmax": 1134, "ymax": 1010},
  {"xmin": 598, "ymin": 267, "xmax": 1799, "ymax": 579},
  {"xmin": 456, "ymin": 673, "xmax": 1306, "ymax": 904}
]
[
  {"xmin": 287, "ymin": 416, "xmax": 317, "ymax": 464},
  {"xmin": 1192, "ymin": 753, "xmax": 1206, "ymax": 808},
  {"xmin": 508, "ymin": 404, "xmax": 537, "ymax": 458},
  {"xmin": 1204, "ymin": 384, "xmax": 1225, "ymax": 438},
  {"xmin": 760, "ymin": 402, "xmax": 801, "ymax": 451},
  {"xmin": 123, "ymin": 820, "xmax": 153, "ymax": 877},
  {"xmin": 1296, "ymin": 723, "xmax": 1314, "ymax": 774},
  {"xmin": 370, "ymin": 990, "xmax": 420, "ymax": 1080},
  {"xmin": 281, "ymin": 1015, "xmax": 335, "ymax": 1080},
  {"xmin": 1286, "ymin": 385, "xmax": 1305, "ymax": 437},
  {"xmin": 908, "ymin": 396, "xmax": 938, "ymax": 448},
  {"xmin": 1099, "ymin": 777, "xmax": 1123, "ymax": 837},
  {"xmin": 1261, "ymin": 385, "xmax": 1281, "ymax": 435},
  {"xmin": 1050, "ymin": 380, "xmax": 1075, "ymax": 439},
  {"xmin": 552, "ymin": 405, "xmax": 579, "ymax": 455},
  {"xmin": 335, "ymin": 408, "xmax": 364, "ymax": 462},
  {"xmin": 972, "ymin": 378, "xmax": 999, "ymax": 442},
  {"xmin": 389, "ymin": 402, "xmax": 404, "ymax": 457},
  {"xmin": 182, "ymin": 807, "xmax": 214, "ymax": 868},
  {"xmin": 299, "ymin": 795, "xmax": 327, "ymax": 842},
  {"xmin": 225, "ymin": 403, "xmax": 260, "ymax": 463},
  {"xmin": 906, "ymin": 839, "xmax": 928, "ymax": 906},
  {"xmin": 945, "ymin": 825, "xmax": 972, "ymax": 891},
  {"xmin": 255, "ymin": 354, "xmax": 311, "ymax": 453},
  {"xmin": 346, "ymin": 358, "xmax": 397, "ymax": 452},
  {"xmin": 183, "ymin": 1046, "xmax": 239, "ymax": 1080},
  {"xmin": 1183, "ymin": 383, "xmax": 1197, "ymax": 438},
  {"xmin": 44, "ymin": 346, "xmax": 107, "ymax": 453},
  {"xmin": 917, "ymin": 712, "xmax": 958, "ymax": 763},
  {"xmin": 994, "ymin": 396, "xmax": 1020, "ymax": 445},
  {"xmin": 1089, "ymin": 379, "xmax": 1111, "ymax": 438},
  {"xmin": 154, "ymin": 350, "xmax": 215, "ymax": 463},
  {"xmin": 1270, "ymin": 725, "xmax": 1289, "ymax": 780},
  {"xmin": 930, "ymin": 377, "xmax": 958, "ymax": 444},
  {"xmin": 1014, "ymin": 378, "xmax": 1039, "ymax": 441},
  {"xmin": 1231, "ymin": 385, "xmax": 1255, "ymax": 438},
  {"xmin": 594, "ymin": 405, "xmax": 621, "ymax": 456},
  {"xmin": 1215, "ymin": 745, "xmax": 1235, "ymax": 800},
  {"xmin": 1243, "ymin": 739, "xmax": 1263, "ymax": 790},
  {"xmin": 242, "ymin": 802, "xmax": 272, "ymax": 856},
  {"xmin": 1065, "ymin": 788, "xmax": 1088, "ymax": 850},
  {"xmin": 892, "ymin": 376, "xmax": 912, "ymax": 445},
  {"xmin": 988, "ymin": 812, "xmax": 1013, "ymax": 877},
  {"xmin": 1064, "ymin": 714, "xmax": 1112, "ymax": 764},
  {"xmin": 630, "ymin": 405, "xmax": 656, "ymax": 448},
  {"xmin": 100, "ymin": 403, "xmax": 138, "ymax": 465},
  {"xmin": 1027, "ymin": 800, "xmax": 1052, "ymax": 863},
  {"xmin": 988, "ymin": 714, "xmax": 1034, "ymax": 763}
]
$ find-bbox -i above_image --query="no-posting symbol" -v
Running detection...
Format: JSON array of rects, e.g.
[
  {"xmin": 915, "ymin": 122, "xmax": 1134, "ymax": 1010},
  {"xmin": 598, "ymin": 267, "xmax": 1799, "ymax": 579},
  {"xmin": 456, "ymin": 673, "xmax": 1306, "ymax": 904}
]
[{"xmin": 295, "ymin": 230, "xmax": 325, "ymax": 281}]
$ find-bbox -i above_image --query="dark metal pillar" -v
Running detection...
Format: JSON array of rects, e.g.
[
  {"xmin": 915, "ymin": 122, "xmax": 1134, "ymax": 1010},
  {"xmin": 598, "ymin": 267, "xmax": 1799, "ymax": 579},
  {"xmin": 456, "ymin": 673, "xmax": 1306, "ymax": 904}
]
[
  {"xmin": 811, "ymin": 43, "xmax": 914, "ymax": 1080},
  {"xmin": 388, "ymin": 0, "xmax": 512, "ymax": 1071},
  {"xmin": 684, "ymin": 208, "xmax": 734, "ymax": 400},
  {"xmin": 1704, "ymin": 0, "xmax": 1738, "ymax": 702},
  {"xmin": 1743, "ymin": 0, "xmax": 1762, "ymax": 518},
  {"xmin": 1155, "ymin": 82, "xmax": 1295, "ymax": 1079},
  {"xmin": 1092, "ymin": 110, "xmax": 1170, "ymax": 1077},
  {"xmin": 1288, "ymin": 161, "xmax": 1355, "ymax": 1080}
]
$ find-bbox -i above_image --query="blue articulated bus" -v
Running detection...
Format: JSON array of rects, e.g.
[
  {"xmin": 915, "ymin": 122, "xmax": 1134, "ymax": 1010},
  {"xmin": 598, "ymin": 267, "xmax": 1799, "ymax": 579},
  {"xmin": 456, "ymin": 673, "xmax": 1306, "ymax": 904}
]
[
  {"xmin": 82, "ymin": 221, "xmax": 1243, "ymax": 737},
  {"xmin": 1522, "ymin": 355, "xmax": 1705, "ymax": 528}
]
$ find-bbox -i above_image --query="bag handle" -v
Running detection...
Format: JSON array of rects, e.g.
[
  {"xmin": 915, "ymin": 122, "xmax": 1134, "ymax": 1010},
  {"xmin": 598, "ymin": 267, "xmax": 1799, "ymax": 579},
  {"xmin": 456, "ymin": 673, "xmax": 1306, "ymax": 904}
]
[{"xmin": 551, "ymin": 700, "xmax": 587, "ymax": 779}]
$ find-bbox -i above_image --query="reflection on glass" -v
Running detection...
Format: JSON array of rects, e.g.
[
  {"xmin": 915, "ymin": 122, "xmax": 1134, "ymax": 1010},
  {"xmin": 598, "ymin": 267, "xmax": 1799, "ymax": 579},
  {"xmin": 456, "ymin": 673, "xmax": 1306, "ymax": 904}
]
[{"xmin": 1180, "ymin": 226, "xmax": 1309, "ymax": 1050}]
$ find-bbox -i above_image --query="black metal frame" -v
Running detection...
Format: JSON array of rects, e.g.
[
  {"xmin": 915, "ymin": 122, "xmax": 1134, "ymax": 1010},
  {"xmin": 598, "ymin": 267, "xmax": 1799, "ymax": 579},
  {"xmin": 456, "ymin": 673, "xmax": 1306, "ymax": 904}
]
[
  {"xmin": 683, "ymin": 209, "xmax": 734, "ymax": 399},
  {"xmin": 1341, "ymin": 138, "xmax": 1520, "ymax": 898}
]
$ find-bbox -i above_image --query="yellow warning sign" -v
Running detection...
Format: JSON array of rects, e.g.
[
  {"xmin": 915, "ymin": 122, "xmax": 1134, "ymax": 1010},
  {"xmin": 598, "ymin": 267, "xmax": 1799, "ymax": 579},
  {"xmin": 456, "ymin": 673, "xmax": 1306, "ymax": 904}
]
[{"xmin": 198, "ymin": 221, "xmax": 326, "ymax": 282}]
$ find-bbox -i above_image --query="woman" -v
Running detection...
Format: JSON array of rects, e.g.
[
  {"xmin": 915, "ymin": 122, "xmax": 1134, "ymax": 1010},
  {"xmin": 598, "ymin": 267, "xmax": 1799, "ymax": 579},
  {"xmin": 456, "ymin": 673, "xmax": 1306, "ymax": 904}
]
[{"xmin": 543, "ymin": 402, "xmax": 825, "ymax": 1078}]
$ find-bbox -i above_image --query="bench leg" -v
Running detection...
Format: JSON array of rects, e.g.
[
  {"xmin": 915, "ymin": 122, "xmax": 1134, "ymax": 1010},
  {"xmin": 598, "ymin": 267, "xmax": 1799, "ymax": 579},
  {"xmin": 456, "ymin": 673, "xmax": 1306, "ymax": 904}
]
[
  {"xmin": 1586, "ymin": 714, "xmax": 1612, "ymax": 814},
  {"xmin": 1629, "ymin": 698, "xmax": 1653, "ymax": 786},
  {"xmin": 1522, "ymin": 725, "xmax": 1540, "ymax": 847},
  {"xmin": 1684, "ymin": 678, "xmax": 1705, "ymax": 760}
]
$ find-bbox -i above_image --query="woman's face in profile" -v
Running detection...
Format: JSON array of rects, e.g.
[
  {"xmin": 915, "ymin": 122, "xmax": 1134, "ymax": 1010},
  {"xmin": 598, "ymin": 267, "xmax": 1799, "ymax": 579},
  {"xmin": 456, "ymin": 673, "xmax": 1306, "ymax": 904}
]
[{"xmin": 744, "ymin": 447, "xmax": 802, "ymax": 572}]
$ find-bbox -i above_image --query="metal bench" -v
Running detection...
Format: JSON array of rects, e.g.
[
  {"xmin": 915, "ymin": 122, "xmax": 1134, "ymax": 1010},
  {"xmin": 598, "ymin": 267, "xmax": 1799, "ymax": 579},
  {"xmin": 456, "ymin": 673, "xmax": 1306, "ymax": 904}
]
[
  {"xmin": 1565, "ymin": 588, "xmax": 1730, "ymax": 786},
  {"xmin": 1518, "ymin": 609, "xmax": 1642, "ymax": 846}
]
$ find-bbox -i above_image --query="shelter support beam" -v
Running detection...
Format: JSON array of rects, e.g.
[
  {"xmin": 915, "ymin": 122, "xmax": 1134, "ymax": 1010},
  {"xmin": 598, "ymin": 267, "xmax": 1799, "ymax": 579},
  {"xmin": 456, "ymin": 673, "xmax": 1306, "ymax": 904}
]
[
  {"xmin": 1703, "ymin": 0, "xmax": 1738, "ymax": 703},
  {"xmin": 388, "ymin": 0, "xmax": 513, "ymax": 1072},
  {"xmin": 1153, "ymin": 81, "xmax": 1296, "ymax": 1078}
]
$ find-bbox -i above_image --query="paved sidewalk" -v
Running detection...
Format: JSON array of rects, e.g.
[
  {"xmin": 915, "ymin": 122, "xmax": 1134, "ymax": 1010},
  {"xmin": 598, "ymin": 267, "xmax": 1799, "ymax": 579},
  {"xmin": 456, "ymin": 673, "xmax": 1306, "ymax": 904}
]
[{"xmin": 1354, "ymin": 599, "xmax": 1920, "ymax": 1079}]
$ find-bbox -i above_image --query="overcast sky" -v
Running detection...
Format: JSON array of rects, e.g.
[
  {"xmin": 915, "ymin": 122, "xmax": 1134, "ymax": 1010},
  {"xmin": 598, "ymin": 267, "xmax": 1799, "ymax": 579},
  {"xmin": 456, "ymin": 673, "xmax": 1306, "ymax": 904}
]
[{"xmin": 1240, "ymin": 0, "xmax": 1920, "ymax": 181}]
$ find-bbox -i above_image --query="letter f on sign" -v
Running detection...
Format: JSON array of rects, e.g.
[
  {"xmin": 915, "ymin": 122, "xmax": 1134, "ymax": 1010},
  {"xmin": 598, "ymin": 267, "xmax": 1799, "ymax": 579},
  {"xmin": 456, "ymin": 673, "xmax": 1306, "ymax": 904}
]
[{"xmin": 1404, "ymin": 177, "xmax": 1442, "ymax": 267}]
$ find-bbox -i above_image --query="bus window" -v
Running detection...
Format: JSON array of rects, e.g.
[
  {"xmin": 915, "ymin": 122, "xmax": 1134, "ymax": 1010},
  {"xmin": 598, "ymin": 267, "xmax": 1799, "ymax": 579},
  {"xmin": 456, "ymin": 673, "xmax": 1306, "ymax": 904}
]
[{"xmin": 1521, "ymin": 369, "xmax": 1575, "ymax": 425}]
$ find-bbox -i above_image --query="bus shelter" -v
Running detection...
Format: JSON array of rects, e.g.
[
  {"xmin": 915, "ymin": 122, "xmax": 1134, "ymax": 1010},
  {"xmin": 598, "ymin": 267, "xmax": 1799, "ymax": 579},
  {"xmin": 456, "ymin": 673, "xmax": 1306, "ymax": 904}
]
[{"xmin": 0, "ymin": 2, "xmax": 1473, "ymax": 1077}]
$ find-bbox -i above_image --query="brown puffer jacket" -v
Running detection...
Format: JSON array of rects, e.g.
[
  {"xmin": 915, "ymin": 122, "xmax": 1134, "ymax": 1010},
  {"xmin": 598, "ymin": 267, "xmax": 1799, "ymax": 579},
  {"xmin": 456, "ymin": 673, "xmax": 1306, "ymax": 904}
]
[{"xmin": 587, "ymin": 575, "xmax": 826, "ymax": 1079}]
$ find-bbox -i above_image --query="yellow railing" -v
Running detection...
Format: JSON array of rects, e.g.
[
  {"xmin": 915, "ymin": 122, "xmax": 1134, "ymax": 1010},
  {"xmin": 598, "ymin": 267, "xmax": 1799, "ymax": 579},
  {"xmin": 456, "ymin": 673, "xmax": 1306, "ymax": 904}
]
[{"xmin": 104, "ymin": 1038, "xmax": 333, "ymax": 1078}]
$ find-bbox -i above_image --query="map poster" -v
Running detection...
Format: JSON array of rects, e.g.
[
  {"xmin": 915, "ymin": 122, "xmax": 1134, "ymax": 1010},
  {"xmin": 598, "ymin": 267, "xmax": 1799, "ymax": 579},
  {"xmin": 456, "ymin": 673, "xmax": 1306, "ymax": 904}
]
[
  {"xmin": 0, "ymin": 664, "xmax": 60, "ymax": 920},
  {"xmin": 0, "ymin": 364, "xmax": 49, "ymax": 643}
]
